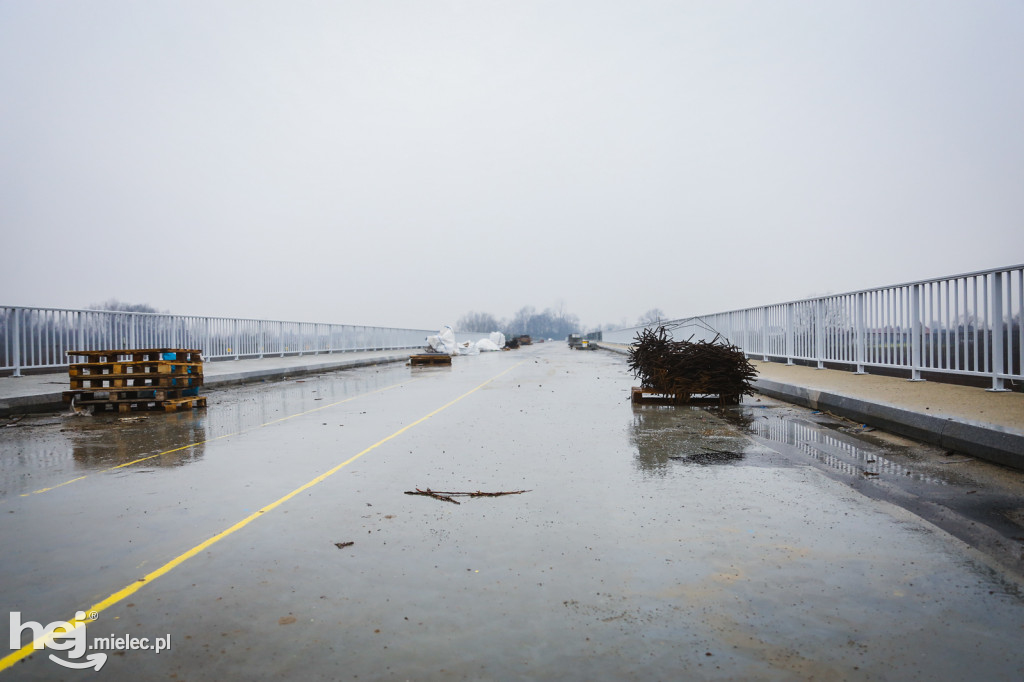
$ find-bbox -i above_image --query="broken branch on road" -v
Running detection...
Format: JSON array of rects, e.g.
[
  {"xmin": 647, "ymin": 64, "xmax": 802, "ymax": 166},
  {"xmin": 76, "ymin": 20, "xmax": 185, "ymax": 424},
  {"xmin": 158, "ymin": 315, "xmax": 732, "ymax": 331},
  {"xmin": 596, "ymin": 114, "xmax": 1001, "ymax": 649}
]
[{"xmin": 404, "ymin": 488, "xmax": 530, "ymax": 505}]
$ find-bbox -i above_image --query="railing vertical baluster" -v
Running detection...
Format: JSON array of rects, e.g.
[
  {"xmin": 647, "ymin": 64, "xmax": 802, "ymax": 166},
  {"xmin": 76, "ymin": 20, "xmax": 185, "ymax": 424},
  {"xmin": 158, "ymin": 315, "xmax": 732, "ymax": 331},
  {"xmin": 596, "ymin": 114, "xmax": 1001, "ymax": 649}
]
[
  {"xmin": 740, "ymin": 310, "xmax": 748, "ymax": 357},
  {"xmin": 943, "ymin": 280, "xmax": 950, "ymax": 371},
  {"xmin": 12, "ymin": 308, "xmax": 22, "ymax": 377},
  {"xmin": 1018, "ymin": 269, "xmax": 1024, "ymax": 378},
  {"xmin": 785, "ymin": 303, "xmax": 794, "ymax": 365},
  {"xmin": 855, "ymin": 292, "xmax": 866, "ymax": 374},
  {"xmin": 988, "ymin": 271, "xmax": 1008, "ymax": 391},
  {"xmin": 953, "ymin": 279, "xmax": 961, "ymax": 371},
  {"xmin": 761, "ymin": 308, "xmax": 768, "ymax": 361},
  {"xmin": 814, "ymin": 299, "xmax": 824, "ymax": 369},
  {"xmin": 972, "ymin": 277, "xmax": 980, "ymax": 373},
  {"xmin": 910, "ymin": 283, "xmax": 924, "ymax": 381},
  {"xmin": 981, "ymin": 275, "xmax": 989, "ymax": 376},
  {"xmin": 929, "ymin": 280, "xmax": 937, "ymax": 368}
]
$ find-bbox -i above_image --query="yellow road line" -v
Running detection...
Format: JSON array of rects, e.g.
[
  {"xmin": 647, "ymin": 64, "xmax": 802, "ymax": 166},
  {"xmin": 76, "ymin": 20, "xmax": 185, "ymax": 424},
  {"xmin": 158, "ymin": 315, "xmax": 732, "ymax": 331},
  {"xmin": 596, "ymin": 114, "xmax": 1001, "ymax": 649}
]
[
  {"xmin": 17, "ymin": 378, "xmax": 419, "ymax": 498},
  {"xmin": 0, "ymin": 362, "xmax": 522, "ymax": 673}
]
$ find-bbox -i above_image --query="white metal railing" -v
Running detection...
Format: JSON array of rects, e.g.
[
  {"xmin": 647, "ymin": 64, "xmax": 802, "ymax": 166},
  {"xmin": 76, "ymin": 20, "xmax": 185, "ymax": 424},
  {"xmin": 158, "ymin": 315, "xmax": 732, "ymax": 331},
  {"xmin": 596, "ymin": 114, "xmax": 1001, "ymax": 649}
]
[
  {"xmin": 600, "ymin": 264, "xmax": 1024, "ymax": 391},
  {"xmin": 0, "ymin": 307, "xmax": 490, "ymax": 376}
]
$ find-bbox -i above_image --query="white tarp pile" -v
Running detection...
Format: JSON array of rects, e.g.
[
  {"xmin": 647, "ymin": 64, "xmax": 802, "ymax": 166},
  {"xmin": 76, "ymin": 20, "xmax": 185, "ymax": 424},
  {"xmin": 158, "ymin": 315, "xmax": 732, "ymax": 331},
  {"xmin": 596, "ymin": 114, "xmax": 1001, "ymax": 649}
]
[
  {"xmin": 474, "ymin": 331, "xmax": 506, "ymax": 352},
  {"xmin": 425, "ymin": 328, "xmax": 506, "ymax": 356},
  {"xmin": 426, "ymin": 326, "xmax": 458, "ymax": 355}
]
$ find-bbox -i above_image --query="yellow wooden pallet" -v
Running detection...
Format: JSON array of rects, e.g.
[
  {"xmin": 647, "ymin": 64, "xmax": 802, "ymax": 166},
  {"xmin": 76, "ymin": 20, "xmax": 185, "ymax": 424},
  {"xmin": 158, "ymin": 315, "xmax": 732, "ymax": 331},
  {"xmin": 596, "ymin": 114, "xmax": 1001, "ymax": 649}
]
[
  {"xmin": 84, "ymin": 396, "xmax": 207, "ymax": 413},
  {"xmin": 69, "ymin": 374, "xmax": 204, "ymax": 390},
  {"xmin": 64, "ymin": 387, "xmax": 200, "ymax": 403},
  {"xmin": 410, "ymin": 354, "xmax": 452, "ymax": 366},
  {"xmin": 66, "ymin": 348, "xmax": 203, "ymax": 363},
  {"xmin": 631, "ymin": 387, "xmax": 740, "ymax": 406},
  {"xmin": 69, "ymin": 361, "xmax": 203, "ymax": 377},
  {"xmin": 161, "ymin": 396, "xmax": 207, "ymax": 411}
]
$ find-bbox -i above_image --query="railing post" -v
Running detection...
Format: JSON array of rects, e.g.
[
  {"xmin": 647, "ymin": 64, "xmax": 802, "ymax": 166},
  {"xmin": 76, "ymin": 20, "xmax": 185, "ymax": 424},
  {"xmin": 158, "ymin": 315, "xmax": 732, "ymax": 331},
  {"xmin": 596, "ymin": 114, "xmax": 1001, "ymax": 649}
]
[
  {"xmin": 854, "ymin": 292, "xmax": 867, "ymax": 374},
  {"xmin": 233, "ymin": 319, "xmax": 240, "ymax": 361},
  {"xmin": 785, "ymin": 303, "xmax": 794, "ymax": 365},
  {"xmin": 745, "ymin": 309, "xmax": 753, "ymax": 358},
  {"xmin": 12, "ymin": 308, "xmax": 22, "ymax": 377},
  {"xmin": 258, "ymin": 320, "xmax": 265, "ymax": 359},
  {"xmin": 909, "ymin": 284, "xmax": 924, "ymax": 381},
  {"xmin": 988, "ymin": 271, "xmax": 1009, "ymax": 391},
  {"xmin": 814, "ymin": 299, "xmax": 825, "ymax": 369},
  {"xmin": 761, "ymin": 308, "xmax": 769, "ymax": 361}
]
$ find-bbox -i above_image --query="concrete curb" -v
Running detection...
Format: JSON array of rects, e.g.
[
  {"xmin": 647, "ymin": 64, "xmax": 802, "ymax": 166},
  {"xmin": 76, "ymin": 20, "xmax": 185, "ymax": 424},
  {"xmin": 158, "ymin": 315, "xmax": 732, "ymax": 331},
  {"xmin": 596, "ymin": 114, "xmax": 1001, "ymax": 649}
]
[
  {"xmin": 595, "ymin": 342, "xmax": 1024, "ymax": 471},
  {"xmin": 0, "ymin": 393, "xmax": 67, "ymax": 415}
]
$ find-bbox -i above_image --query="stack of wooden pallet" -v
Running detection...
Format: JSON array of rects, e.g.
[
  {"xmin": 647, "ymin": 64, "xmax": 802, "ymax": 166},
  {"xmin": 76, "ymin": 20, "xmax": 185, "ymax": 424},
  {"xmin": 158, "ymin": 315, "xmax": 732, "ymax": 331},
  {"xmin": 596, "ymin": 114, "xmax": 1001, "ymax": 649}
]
[{"xmin": 63, "ymin": 348, "xmax": 206, "ymax": 413}]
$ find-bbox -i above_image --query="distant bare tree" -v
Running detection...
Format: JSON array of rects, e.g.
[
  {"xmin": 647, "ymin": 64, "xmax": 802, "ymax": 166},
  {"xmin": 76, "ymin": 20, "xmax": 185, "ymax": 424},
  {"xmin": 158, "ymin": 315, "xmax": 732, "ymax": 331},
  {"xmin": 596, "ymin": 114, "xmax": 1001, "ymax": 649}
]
[
  {"xmin": 89, "ymin": 299, "xmax": 167, "ymax": 314},
  {"xmin": 457, "ymin": 311, "xmax": 501, "ymax": 333},
  {"xmin": 509, "ymin": 306, "xmax": 536, "ymax": 336},
  {"xmin": 637, "ymin": 309, "xmax": 665, "ymax": 326},
  {"xmin": 504, "ymin": 305, "xmax": 581, "ymax": 339}
]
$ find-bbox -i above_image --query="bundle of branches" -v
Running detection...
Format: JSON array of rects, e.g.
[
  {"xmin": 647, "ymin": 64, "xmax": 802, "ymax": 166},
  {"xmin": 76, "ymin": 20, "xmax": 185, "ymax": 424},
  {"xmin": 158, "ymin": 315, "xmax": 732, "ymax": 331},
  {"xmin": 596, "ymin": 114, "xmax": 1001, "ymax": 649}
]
[{"xmin": 628, "ymin": 326, "xmax": 757, "ymax": 398}]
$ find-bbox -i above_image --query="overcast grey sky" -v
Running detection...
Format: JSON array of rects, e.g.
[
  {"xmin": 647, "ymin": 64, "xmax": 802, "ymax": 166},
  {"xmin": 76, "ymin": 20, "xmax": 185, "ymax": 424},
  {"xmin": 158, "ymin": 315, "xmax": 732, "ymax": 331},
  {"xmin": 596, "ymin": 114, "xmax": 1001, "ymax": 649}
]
[{"xmin": 2, "ymin": 1, "xmax": 1022, "ymax": 330}]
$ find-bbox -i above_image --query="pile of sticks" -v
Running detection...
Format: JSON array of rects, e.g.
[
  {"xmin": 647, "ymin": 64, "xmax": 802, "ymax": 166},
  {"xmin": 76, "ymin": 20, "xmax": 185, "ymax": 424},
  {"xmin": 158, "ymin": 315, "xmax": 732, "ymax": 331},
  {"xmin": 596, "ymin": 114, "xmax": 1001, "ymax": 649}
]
[{"xmin": 628, "ymin": 327, "xmax": 757, "ymax": 400}]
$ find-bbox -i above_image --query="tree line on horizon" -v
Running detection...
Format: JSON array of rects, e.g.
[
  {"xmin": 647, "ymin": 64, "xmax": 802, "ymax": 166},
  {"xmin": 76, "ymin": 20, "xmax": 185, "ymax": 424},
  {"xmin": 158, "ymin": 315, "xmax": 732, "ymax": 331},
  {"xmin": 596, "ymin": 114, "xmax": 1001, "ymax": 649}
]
[{"xmin": 457, "ymin": 306, "xmax": 669, "ymax": 340}]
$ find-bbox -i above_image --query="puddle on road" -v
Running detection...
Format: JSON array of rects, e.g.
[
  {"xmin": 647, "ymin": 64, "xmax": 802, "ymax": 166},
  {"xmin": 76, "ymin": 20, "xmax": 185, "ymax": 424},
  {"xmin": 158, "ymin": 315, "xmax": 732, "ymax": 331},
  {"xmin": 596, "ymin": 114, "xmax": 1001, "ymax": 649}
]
[
  {"xmin": 629, "ymin": 406, "xmax": 756, "ymax": 474},
  {"xmin": 741, "ymin": 409, "xmax": 953, "ymax": 485},
  {"xmin": 631, "ymin": 399, "xmax": 960, "ymax": 488},
  {"xmin": 0, "ymin": 364, "xmax": 410, "ymax": 497}
]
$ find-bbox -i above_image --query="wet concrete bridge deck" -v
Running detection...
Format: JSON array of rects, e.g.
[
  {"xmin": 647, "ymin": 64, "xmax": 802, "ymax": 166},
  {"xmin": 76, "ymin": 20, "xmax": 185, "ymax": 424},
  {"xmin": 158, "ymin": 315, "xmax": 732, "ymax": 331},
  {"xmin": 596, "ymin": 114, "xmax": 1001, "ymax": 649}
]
[{"xmin": 2, "ymin": 345, "xmax": 1024, "ymax": 680}]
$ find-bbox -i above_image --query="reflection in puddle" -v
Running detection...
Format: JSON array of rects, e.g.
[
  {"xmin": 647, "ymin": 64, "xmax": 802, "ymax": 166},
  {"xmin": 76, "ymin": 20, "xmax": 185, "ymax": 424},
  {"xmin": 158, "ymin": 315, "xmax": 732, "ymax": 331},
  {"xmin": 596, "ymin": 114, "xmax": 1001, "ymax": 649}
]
[
  {"xmin": 630, "ymin": 406, "xmax": 749, "ymax": 474},
  {"xmin": 71, "ymin": 413, "xmax": 206, "ymax": 469},
  {"xmin": 205, "ymin": 366, "xmax": 407, "ymax": 438},
  {"xmin": 0, "ymin": 365, "xmax": 410, "ymax": 497},
  {"xmin": 629, "ymin": 400, "xmax": 954, "ymax": 487},
  {"xmin": 742, "ymin": 411, "xmax": 949, "ymax": 485}
]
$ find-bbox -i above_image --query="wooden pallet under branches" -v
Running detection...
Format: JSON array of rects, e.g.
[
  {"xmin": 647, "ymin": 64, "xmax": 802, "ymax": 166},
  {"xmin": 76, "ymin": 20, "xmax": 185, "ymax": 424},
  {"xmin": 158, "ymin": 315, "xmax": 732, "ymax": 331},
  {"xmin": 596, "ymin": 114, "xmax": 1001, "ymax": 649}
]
[
  {"xmin": 410, "ymin": 354, "xmax": 452, "ymax": 366},
  {"xmin": 631, "ymin": 387, "xmax": 741, "ymax": 406}
]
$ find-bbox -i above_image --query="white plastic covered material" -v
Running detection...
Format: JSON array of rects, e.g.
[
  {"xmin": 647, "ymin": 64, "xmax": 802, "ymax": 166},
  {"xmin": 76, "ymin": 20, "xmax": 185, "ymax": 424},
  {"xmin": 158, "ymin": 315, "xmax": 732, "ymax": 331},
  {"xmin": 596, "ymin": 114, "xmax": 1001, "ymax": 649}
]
[
  {"xmin": 426, "ymin": 326, "xmax": 458, "ymax": 355},
  {"xmin": 456, "ymin": 341, "xmax": 479, "ymax": 356},
  {"xmin": 476, "ymin": 339, "xmax": 501, "ymax": 352},
  {"xmin": 489, "ymin": 332, "xmax": 506, "ymax": 348}
]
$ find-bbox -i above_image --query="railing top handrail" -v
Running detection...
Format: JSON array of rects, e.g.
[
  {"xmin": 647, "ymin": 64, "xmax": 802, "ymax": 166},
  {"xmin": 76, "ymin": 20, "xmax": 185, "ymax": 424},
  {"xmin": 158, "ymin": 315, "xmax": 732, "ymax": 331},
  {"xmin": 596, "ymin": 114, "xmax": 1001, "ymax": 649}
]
[
  {"xmin": 597, "ymin": 263, "xmax": 1024, "ymax": 335},
  {"xmin": 0, "ymin": 305, "xmax": 445, "ymax": 333}
]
